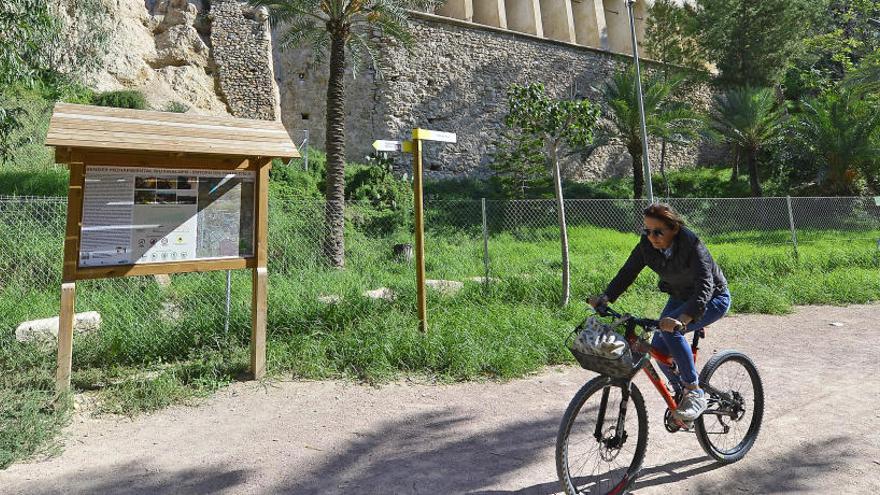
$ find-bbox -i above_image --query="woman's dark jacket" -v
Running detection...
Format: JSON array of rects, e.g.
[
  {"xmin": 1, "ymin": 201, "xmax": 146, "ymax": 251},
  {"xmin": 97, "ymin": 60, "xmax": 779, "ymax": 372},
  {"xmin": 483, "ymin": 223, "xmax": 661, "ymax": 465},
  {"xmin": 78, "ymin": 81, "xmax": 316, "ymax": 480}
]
[{"xmin": 604, "ymin": 226, "xmax": 727, "ymax": 320}]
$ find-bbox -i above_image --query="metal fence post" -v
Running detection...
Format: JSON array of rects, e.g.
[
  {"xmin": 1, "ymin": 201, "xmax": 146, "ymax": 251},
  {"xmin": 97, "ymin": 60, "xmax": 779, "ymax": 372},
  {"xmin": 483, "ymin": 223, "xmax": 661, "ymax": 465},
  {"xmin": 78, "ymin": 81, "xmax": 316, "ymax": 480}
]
[
  {"xmin": 224, "ymin": 270, "xmax": 232, "ymax": 334},
  {"xmin": 302, "ymin": 129, "xmax": 309, "ymax": 172},
  {"xmin": 481, "ymin": 198, "xmax": 490, "ymax": 285},
  {"xmin": 786, "ymin": 196, "xmax": 799, "ymax": 259}
]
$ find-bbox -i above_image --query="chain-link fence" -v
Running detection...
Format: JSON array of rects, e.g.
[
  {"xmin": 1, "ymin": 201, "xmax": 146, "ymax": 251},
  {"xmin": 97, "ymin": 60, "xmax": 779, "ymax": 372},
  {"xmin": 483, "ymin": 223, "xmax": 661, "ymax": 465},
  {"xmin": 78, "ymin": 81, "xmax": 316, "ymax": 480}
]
[{"xmin": 1, "ymin": 195, "xmax": 878, "ymax": 374}]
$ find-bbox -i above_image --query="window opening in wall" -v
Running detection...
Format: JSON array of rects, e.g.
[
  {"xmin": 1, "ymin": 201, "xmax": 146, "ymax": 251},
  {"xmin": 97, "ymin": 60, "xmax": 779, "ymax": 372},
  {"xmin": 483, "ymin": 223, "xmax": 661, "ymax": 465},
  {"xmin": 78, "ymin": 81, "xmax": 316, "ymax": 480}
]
[{"xmin": 301, "ymin": 113, "xmax": 310, "ymax": 120}]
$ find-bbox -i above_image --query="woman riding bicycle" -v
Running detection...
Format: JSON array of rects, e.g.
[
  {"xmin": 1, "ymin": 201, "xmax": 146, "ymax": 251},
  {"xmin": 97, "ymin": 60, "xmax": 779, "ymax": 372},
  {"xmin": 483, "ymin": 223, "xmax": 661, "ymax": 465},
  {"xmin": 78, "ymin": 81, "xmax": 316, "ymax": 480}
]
[{"xmin": 590, "ymin": 203, "xmax": 730, "ymax": 422}]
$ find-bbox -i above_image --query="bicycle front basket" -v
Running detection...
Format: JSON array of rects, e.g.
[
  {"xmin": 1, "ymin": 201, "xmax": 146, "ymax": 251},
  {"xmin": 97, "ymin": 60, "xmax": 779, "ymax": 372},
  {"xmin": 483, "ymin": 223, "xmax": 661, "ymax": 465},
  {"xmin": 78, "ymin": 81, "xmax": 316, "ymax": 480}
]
[{"xmin": 568, "ymin": 317, "xmax": 644, "ymax": 379}]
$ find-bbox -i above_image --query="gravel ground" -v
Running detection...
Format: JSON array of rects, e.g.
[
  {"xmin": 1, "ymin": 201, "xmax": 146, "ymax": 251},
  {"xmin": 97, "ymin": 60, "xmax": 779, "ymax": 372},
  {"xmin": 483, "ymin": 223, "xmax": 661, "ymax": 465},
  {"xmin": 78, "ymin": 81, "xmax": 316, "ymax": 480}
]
[{"xmin": 2, "ymin": 304, "xmax": 878, "ymax": 494}]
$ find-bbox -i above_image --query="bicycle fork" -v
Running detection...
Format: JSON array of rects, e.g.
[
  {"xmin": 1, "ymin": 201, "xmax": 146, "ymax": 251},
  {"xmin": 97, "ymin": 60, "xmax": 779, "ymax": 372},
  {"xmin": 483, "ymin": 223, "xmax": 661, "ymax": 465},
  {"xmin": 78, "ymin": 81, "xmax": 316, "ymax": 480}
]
[{"xmin": 593, "ymin": 381, "xmax": 631, "ymax": 448}]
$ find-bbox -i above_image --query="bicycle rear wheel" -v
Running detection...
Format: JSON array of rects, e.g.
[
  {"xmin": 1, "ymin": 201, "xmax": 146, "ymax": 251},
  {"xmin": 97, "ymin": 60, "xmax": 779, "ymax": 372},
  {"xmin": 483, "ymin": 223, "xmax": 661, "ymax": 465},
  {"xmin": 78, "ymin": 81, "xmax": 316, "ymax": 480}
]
[
  {"xmin": 695, "ymin": 350, "xmax": 764, "ymax": 463},
  {"xmin": 556, "ymin": 376, "xmax": 648, "ymax": 495}
]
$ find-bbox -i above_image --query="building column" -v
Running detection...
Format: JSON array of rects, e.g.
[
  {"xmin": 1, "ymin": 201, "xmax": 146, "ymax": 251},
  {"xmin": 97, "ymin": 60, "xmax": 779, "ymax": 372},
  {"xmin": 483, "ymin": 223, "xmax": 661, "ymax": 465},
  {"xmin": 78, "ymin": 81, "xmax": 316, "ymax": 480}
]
[
  {"xmin": 603, "ymin": 0, "xmax": 629, "ymax": 54},
  {"xmin": 473, "ymin": 0, "xmax": 507, "ymax": 28},
  {"xmin": 572, "ymin": 0, "xmax": 608, "ymax": 49},
  {"xmin": 437, "ymin": 0, "xmax": 474, "ymax": 22},
  {"xmin": 504, "ymin": 0, "xmax": 543, "ymax": 37},
  {"xmin": 539, "ymin": 0, "xmax": 576, "ymax": 43}
]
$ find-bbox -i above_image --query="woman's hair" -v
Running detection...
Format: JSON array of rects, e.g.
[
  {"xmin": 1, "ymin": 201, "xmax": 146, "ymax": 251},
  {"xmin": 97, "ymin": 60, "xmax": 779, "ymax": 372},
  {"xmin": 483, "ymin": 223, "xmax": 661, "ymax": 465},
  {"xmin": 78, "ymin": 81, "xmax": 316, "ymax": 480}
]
[{"xmin": 643, "ymin": 203, "xmax": 685, "ymax": 230}]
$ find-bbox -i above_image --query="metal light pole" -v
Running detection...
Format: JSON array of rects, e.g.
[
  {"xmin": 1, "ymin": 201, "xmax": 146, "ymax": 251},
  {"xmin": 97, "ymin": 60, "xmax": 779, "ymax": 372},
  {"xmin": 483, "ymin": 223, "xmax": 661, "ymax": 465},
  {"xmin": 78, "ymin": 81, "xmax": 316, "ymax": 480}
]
[{"xmin": 626, "ymin": 0, "xmax": 655, "ymax": 203}]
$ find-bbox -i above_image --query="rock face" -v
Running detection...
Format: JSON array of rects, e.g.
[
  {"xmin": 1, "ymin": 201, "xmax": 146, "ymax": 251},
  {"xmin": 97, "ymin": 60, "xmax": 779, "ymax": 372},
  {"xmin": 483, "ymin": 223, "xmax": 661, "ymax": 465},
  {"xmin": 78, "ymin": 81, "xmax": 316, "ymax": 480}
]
[
  {"xmin": 88, "ymin": 0, "xmax": 228, "ymax": 114},
  {"xmin": 16, "ymin": 312, "xmax": 102, "ymax": 342},
  {"xmin": 151, "ymin": 0, "xmax": 210, "ymax": 69}
]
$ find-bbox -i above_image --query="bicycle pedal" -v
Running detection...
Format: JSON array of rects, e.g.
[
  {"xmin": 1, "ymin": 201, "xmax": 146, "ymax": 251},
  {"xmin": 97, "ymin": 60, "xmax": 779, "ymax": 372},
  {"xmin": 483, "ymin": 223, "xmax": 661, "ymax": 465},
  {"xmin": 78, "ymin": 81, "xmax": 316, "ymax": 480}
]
[{"xmin": 674, "ymin": 418, "xmax": 694, "ymax": 430}]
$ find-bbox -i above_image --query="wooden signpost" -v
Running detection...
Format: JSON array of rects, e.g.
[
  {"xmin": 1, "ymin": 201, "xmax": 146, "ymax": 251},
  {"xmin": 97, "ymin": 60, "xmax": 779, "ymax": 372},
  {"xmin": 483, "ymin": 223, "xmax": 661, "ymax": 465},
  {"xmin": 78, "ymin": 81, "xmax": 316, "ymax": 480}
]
[
  {"xmin": 45, "ymin": 103, "xmax": 299, "ymax": 393},
  {"xmin": 407, "ymin": 128, "xmax": 457, "ymax": 332}
]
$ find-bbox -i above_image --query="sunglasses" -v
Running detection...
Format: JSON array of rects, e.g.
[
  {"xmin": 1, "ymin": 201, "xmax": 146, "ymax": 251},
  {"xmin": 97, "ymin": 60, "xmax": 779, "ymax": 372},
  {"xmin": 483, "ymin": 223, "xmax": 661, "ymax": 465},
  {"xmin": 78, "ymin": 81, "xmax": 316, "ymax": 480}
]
[{"xmin": 642, "ymin": 227, "xmax": 668, "ymax": 238}]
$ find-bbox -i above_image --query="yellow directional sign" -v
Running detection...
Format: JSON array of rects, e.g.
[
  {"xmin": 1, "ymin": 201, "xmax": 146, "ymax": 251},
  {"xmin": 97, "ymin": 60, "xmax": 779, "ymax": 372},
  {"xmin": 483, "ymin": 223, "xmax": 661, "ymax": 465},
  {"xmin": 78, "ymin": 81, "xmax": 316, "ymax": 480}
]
[
  {"xmin": 412, "ymin": 128, "xmax": 457, "ymax": 143},
  {"xmin": 402, "ymin": 140, "xmax": 413, "ymax": 153}
]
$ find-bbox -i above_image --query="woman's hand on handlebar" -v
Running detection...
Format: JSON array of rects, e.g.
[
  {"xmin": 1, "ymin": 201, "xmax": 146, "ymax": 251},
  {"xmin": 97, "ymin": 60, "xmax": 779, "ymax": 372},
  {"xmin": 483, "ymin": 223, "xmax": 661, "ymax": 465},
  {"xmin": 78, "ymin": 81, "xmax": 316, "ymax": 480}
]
[{"xmin": 588, "ymin": 294, "xmax": 609, "ymax": 309}]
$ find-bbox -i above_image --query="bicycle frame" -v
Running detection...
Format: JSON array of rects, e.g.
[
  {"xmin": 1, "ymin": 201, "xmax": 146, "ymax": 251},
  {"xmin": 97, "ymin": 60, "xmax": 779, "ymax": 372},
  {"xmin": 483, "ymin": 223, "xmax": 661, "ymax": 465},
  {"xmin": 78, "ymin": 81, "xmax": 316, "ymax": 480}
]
[{"xmin": 639, "ymin": 328, "xmax": 703, "ymax": 412}]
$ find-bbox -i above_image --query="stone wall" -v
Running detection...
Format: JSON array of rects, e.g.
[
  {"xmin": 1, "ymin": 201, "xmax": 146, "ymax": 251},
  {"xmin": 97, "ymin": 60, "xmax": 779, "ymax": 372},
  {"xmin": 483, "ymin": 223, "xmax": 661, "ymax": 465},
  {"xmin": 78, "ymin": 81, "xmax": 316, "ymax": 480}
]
[
  {"xmin": 276, "ymin": 12, "xmax": 718, "ymax": 182},
  {"xmin": 210, "ymin": 0, "xmax": 281, "ymax": 120}
]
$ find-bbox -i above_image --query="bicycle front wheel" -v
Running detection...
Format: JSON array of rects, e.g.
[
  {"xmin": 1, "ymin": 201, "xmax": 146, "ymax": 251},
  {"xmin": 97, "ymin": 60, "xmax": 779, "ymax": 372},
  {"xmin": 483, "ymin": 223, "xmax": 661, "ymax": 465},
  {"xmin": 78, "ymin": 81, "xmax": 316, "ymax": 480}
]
[{"xmin": 556, "ymin": 376, "xmax": 648, "ymax": 495}]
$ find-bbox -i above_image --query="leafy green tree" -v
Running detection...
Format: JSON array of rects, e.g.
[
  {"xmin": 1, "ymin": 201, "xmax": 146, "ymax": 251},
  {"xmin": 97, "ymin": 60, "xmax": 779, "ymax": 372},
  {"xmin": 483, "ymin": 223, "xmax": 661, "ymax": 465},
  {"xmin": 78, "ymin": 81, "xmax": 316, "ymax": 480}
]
[
  {"xmin": 785, "ymin": 1, "xmax": 880, "ymax": 98},
  {"xmin": 792, "ymin": 91, "xmax": 880, "ymax": 194},
  {"xmin": 502, "ymin": 83, "xmax": 600, "ymax": 306},
  {"xmin": 0, "ymin": 1, "xmax": 57, "ymax": 87},
  {"xmin": 0, "ymin": 0, "xmax": 109, "ymax": 88},
  {"xmin": 602, "ymin": 69, "xmax": 701, "ymax": 199},
  {"xmin": 489, "ymin": 133, "xmax": 548, "ymax": 199},
  {"xmin": 707, "ymin": 87, "xmax": 787, "ymax": 196},
  {"xmin": 251, "ymin": 0, "xmax": 441, "ymax": 268},
  {"xmin": 645, "ymin": 0, "xmax": 707, "ymax": 72},
  {"xmin": 694, "ymin": 0, "xmax": 823, "ymax": 87},
  {"xmin": 0, "ymin": 104, "xmax": 29, "ymax": 164}
]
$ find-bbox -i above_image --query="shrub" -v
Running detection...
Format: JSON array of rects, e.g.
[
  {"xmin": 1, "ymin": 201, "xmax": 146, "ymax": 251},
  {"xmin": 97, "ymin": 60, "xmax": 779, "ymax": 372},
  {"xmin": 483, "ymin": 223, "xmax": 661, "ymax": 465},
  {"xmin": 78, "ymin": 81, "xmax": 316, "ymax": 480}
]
[
  {"xmin": 163, "ymin": 101, "xmax": 189, "ymax": 113},
  {"xmin": 92, "ymin": 90, "xmax": 147, "ymax": 110}
]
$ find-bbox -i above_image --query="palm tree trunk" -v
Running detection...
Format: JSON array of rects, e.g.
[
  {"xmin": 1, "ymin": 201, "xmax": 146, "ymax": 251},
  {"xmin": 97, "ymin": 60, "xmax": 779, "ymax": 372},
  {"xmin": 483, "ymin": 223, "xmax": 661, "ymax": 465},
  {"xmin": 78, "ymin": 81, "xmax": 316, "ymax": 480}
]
[
  {"xmin": 731, "ymin": 146, "xmax": 740, "ymax": 182},
  {"xmin": 746, "ymin": 149, "xmax": 762, "ymax": 197},
  {"xmin": 630, "ymin": 145, "xmax": 644, "ymax": 199},
  {"xmin": 323, "ymin": 31, "xmax": 347, "ymax": 268},
  {"xmin": 550, "ymin": 144, "xmax": 570, "ymax": 307},
  {"xmin": 659, "ymin": 138, "xmax": 669, "ymax": 198}
]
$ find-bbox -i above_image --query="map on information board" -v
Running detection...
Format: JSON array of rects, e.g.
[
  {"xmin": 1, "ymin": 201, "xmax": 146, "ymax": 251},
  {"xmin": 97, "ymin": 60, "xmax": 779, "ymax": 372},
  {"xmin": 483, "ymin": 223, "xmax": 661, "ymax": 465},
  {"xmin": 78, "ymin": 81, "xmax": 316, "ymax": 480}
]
[{"xmin": 79, "ymin": 166, "xmax": 255, "ymax": 267}]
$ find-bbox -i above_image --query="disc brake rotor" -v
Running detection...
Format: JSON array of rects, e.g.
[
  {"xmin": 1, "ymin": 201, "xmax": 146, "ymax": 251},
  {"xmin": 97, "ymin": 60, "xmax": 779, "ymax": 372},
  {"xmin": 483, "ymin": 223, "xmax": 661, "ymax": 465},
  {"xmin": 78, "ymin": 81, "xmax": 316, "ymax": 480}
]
[{"xmin": 599, "ymin": 426, "xmax": 623, "ymax": 461}]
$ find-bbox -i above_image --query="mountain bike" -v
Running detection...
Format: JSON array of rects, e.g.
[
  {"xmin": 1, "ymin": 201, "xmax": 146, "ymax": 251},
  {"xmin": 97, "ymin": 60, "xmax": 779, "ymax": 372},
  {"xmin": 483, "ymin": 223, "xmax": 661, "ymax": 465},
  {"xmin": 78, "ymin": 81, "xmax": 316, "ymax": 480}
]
[{"xmin": 556, "ymin": 305, "xmax": 764, "ymax": 495}]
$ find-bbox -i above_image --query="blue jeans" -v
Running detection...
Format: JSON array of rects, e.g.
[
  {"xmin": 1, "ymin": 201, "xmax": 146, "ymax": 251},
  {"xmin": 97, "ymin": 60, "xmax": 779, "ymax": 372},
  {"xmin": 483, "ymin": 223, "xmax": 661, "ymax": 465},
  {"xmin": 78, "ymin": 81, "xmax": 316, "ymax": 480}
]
[{"xmin": 651, "ymin": 289, "xmax": 731, "ymax": 391}]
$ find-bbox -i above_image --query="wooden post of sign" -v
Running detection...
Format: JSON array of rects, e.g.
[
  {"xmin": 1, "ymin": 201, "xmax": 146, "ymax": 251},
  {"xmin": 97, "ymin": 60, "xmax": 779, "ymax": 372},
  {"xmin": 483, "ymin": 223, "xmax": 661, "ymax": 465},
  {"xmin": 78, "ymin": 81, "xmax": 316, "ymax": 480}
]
[
  {"xmin": 56, "ymin": 158, "xmax": 85, "ymax": 394},
  {"xmin": 250, "ymin": 158, "xmax": 270, "ymax": 379},
  {"xmin": 412, "ymin": 138, "xmax": 427, "ymax": 332}
]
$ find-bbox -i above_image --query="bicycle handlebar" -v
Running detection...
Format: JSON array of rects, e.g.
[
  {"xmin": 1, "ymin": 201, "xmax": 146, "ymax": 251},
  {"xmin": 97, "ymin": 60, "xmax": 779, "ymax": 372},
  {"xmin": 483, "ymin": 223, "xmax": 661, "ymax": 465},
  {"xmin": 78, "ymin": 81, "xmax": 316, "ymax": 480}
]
[{"xmin": 594, "ymin": 303, "xmax": 662, "ymax": 331}]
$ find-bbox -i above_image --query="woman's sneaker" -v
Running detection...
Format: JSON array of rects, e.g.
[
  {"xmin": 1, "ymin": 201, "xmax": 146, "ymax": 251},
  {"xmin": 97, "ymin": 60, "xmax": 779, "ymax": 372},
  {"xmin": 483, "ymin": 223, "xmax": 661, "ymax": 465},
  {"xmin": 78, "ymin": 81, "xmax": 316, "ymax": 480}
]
[{"xmin": 675, "ymin": 388, "xmax": 707, "ymax": 421}]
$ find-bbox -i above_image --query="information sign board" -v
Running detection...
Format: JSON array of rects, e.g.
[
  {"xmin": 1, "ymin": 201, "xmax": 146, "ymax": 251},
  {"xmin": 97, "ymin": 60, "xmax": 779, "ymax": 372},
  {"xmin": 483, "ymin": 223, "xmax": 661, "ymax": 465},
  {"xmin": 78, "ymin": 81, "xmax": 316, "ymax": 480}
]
[{"xmin": 79, "ymin": 166, "xmax": 255, "ymax": 267}]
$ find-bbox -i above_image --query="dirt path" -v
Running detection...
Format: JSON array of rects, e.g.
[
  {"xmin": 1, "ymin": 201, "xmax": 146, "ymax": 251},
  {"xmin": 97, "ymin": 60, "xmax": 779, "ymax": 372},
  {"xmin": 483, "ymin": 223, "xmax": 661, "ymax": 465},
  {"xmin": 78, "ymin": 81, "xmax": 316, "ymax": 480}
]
[{"xmin": 2, "ymin": 304, "xmax": 879, "ymax": 494}]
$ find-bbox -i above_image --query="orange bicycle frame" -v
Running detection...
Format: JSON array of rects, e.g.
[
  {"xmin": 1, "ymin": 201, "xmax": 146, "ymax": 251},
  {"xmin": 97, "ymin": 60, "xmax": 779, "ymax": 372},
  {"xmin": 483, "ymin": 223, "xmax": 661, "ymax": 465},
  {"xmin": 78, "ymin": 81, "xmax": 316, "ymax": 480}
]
[{"xmin": 632, "ymin": 329, "xmax": 703, "ymax": 411}]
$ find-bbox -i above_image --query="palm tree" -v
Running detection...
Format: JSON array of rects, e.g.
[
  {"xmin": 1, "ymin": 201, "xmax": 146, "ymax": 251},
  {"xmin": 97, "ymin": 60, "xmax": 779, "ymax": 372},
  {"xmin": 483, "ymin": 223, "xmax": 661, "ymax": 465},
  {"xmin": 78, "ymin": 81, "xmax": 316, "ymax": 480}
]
[
  {"xmin": 706, "ymin": 87, "xmax": 786, "ymax": 197},
  {"xmin": 251, "ymin": 0, "xmax": 440, "ymax": 268},
  {"xmin": 844, "ymin": 55, "xmax": 880, "ymax": 96},
  {"xmin": 793, "ymin": 91, "xmax": 880, "ymax": 194},
  {"xmin": 602, "ymin": 69, "xmax": 701, "ymax": 199}
]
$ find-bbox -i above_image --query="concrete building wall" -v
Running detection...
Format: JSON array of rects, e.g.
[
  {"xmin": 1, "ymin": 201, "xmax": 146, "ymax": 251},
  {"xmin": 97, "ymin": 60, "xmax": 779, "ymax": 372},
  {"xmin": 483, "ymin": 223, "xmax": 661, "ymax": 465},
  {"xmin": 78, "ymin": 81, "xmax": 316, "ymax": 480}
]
[
  {"xmin": 274, "ymin": 13, "xmax": 713, "ymax": 183},
  {"xmin": 473, "ymin": 0, "xmax": 507, "ymax": 28}
]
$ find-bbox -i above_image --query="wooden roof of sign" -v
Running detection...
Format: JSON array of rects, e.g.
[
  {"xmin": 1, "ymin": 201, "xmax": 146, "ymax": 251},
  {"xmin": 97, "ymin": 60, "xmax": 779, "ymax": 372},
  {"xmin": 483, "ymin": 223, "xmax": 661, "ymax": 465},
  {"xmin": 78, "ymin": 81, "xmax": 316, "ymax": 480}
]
[{"xmin": 46, "ymin": 103, "xmax": 300, "ymax": 159}]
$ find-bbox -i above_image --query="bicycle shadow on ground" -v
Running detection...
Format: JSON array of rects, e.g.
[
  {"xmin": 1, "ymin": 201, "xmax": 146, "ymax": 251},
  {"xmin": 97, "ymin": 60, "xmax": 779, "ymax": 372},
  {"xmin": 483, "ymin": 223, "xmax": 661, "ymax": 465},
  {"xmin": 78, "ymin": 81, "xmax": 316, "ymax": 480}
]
[
  {"xmin": 467, "ymin": 456, "xmax": 719, "ymax": 495},
  {"xmin": 274, "ymin": 407, "xmax": 561, "ymax": 494},
  {"xmin": 470, "ymin": 435, "xmax": 851, "ymax": 494},
  {"xmin": 686, "ymin": 435, "xmax": 853, "ymax": 494}
]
